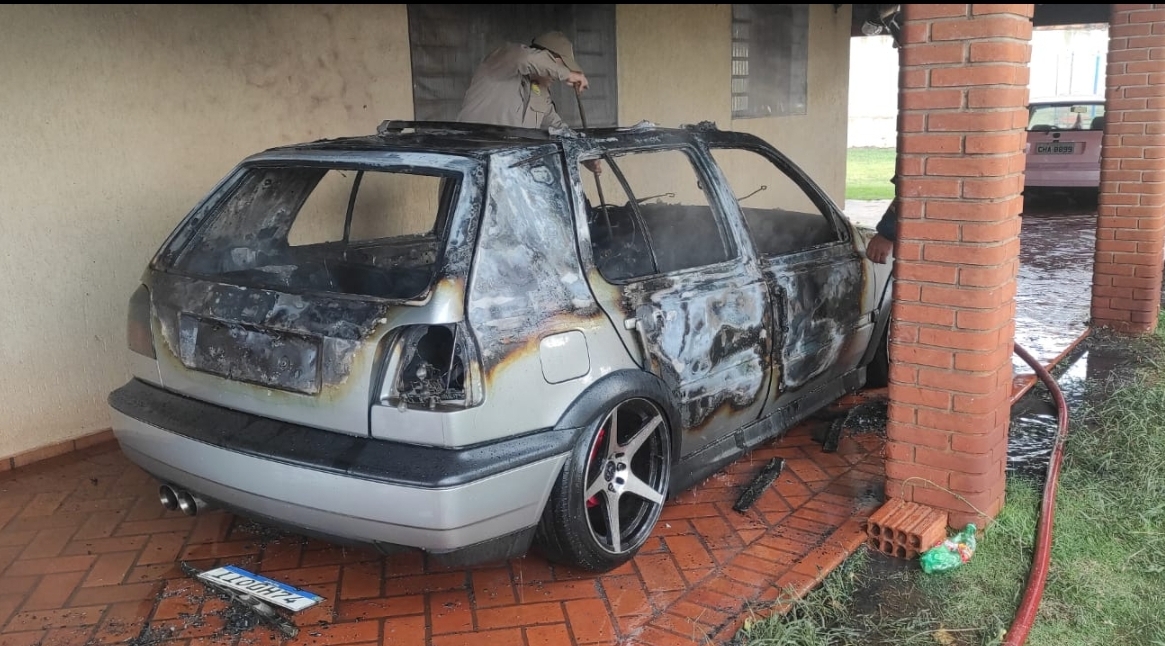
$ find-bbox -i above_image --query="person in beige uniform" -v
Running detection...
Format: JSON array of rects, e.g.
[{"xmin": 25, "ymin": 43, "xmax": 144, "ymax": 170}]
[{"xmin": 457, "ymin": 31, "xmax": 590, "ymax": 130}]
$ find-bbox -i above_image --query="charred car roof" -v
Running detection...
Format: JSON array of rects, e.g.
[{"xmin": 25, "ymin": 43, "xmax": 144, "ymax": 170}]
[{"xmin": 249, "ymin": 120, "xmax": 733, "ymax": 160}]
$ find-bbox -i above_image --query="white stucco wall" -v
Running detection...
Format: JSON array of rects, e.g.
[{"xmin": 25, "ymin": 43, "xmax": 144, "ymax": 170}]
[
  {"xmin": 0, "ymin": 4, "xmax": 415, "ymax": 460},
  {"xmin": 618, "ymin": 4, "xmax": 852, "ymax": 203}
]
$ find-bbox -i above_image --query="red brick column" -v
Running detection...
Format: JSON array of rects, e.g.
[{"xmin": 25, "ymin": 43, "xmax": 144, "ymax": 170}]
[
  {"xmin": 1091, "ymin": 4, "xmax": 1165, "ymax": 333},
  {"xmin": 885, "ymin": 4, "xmax": 1032, "ymax": 530}
]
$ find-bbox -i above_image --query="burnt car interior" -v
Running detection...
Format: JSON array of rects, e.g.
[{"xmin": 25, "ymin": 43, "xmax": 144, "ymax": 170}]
[
  {"xmin": 581, "ymin": 144, "xmax": 843, "ymax": 282},
  {"xmin": 582, "ymin": 148, "xmax": 738, "ymax": 283},
  {"xmin": 174, "ymin": 165, "xmax": 460, "ymax": 301},
  {"xmin": 708, "ymin": 146, "xmax": 843, "ymax": 257}
]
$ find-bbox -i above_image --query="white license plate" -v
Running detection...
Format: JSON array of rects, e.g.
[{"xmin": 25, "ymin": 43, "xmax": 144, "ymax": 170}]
[
  {"xmin": 198, "ymin": 565, "xmax": 323, "ymax": 612},
  {"xmin": 1035, "ymin": 142, "xmax": 1077, "ymax": 154}
]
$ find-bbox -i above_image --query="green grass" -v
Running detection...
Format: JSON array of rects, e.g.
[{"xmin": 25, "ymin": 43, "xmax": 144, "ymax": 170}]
[
  {"xmin": 846, "ymin": 147, "xmax": 896, "ymax": 201},
  {"xmin": 737, "ymin": 324, "xmax": 1165, "ymax": 646},
  {"xmin": 735, "ymin": 550, "xmax": 945, "ymax": 646}
]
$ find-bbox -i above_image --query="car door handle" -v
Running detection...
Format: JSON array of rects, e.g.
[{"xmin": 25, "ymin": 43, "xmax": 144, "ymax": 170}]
[{"xmin": 623, "ymin": 317, "xmax": 640, "ymax": 330}]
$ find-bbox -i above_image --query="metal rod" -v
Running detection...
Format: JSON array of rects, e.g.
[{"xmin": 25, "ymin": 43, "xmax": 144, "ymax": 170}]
[{"xmin": 575, "ymin": 89, "xmax": 613, "ymax": 235}]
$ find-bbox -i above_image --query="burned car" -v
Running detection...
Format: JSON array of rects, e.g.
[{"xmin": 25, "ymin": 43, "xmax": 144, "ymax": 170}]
[{"xmin": 108, "ymin": 120, "xmax": 894, "ymax": 572}]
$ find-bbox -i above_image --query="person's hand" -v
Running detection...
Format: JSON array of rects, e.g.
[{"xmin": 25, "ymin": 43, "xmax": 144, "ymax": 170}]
[
  {"xmin": 866, "ymin": 233, "xmax": 894, "ymax": 264},
  {"xmin": 583, "ymin": 159, "xmax": 602, "ymax": 176},
  {"xmin": 567, "ymin": 71, "xmax": 589, "ymax": 92}
]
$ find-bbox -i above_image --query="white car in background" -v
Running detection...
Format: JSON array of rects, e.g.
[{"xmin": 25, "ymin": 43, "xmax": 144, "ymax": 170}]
[{"xmin": 1024, "ymin": 96, "xmax": 1105, "ymax": 199}]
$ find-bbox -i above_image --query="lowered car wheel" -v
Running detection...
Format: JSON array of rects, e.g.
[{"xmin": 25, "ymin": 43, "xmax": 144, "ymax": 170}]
[{"xmin": 537, "ymin": 396, "xmax": 671, "ymax": 571}]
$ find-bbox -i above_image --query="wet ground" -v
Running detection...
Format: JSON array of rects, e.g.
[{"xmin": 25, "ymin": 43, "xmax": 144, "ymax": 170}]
[{"xmin": 1011, "ymin": 196, "xmax": 1097, "ymax": 375}]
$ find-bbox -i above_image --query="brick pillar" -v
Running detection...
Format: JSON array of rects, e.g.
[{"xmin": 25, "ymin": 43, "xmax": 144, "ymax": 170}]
[
  {"xmin": 1090, "ymin": 4, "xmax": 1165, "ymax": 333},
  {"xmin": 885, "ymin": 4, "xmax": 1032, "ymax": 530}
]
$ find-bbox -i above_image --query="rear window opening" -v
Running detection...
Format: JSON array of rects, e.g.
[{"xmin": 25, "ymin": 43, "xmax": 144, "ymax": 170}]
[
  {"xmin": 172, "ymin": 165, "xmax": 462, "ymax": 300},
  {"xmin": 1027, "ymin": 102, "xmax": 1105, "ymax": 132}
]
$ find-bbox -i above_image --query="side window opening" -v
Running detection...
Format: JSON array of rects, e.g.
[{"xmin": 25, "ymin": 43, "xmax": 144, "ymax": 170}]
[
  {"xmin": 579, "ymin": 148, "xmax": 737, "ymax": 283},
  {"xmin": 710, "ymin": 147, "xmax": 840, "ymax": 257}
]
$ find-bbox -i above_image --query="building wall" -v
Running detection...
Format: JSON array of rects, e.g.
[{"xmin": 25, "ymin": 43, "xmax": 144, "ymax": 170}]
[
  {"xmin": 0, "ymin": 4, "xmax": 415, "ymax": 460},
  {"xmin": 617, "ymin": 4, "xmax": 852, "ymax": 204},
  {"xmin": 0, "ymin": 3, "xmax": 853, "ymax": 460}
]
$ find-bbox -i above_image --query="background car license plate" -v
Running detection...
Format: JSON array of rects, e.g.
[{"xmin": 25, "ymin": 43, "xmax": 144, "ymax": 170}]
[
  {"xmin": 198, "ymin": 565, "xmax": 323, "ymax": 611},
  {"xmin": 1035, "ymin": 142, "xmax": 1077, "ymax": 154}
]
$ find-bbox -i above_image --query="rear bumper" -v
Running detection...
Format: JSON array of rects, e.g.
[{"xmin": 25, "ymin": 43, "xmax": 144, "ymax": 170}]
[
  {"xmin": 108, "ymin": 379, "xmax": 574, "ymax": 556},
  {"xmin": 1024, "ymin": 167, "xmax": 1099, "ymax": 189}
]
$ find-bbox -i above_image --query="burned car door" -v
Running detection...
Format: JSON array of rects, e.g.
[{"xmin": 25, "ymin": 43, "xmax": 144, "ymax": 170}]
[
  {"xmin": 705, "ymin": 136, "xmax": 874, "ymax": 405},
  {"xmin": 568, "ymin": 143, "xmax": 771, "ymax": 457}
]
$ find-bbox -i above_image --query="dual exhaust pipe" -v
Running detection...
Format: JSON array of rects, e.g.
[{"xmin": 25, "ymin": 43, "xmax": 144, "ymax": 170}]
[{"xmin": 158, "ymin": 484, "xmax": 206, "ymax": 516}]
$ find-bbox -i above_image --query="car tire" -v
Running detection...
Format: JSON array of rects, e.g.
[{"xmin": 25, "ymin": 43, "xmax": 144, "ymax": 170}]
[
  {"xmin": 866, "ymin": 321, "xmax": 890, "ymax": 388},
  {"xmin": 536, "ymin": 396, "xmax": 672, "ymax": 572}
]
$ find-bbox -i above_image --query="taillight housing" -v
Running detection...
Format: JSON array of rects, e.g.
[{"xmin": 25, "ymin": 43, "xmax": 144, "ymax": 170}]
[
  {"xmin": 381, "ymin": 324, "xmax": 483, "ymax": 411},
  {"xmin": 127, "ymin": 284, "xmax": 156, "ymax": 359}
]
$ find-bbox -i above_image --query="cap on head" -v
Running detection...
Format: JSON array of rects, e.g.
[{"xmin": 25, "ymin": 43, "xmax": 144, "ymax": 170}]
[{"xmin": 532, "ymin": 31, "xmax": 582, "ymax": 73}]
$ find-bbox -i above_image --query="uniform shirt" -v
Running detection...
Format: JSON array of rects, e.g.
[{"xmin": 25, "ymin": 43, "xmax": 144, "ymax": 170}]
[
  {"xmin": 876, "ymin": 201, "xmax": 898, "ymax": 241},
  {"xmin": 456, "ymin": 43, "xmax": 572, "ymax": 129}
]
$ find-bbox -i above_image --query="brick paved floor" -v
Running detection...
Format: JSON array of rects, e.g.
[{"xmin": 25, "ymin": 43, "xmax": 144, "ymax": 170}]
[{"xmin": 0, "ymin": 394, "xmax": 887, "ymax": 646}]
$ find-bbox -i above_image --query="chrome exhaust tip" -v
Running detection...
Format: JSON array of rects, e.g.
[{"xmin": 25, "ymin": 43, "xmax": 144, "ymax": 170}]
[
  {"xmin": 175, "ymin": 490, "xmax": 201, "ymax": 516},
  {"xmin": 159, "ymin": 485, "xmax": 179, "ymax": 511}
]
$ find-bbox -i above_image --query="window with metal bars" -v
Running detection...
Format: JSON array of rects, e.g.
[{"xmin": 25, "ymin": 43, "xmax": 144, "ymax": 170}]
[
  {"xmin": 407, "ymin": 4, "xmax": 617, "ymax": 127},
  {"xmin": 731, "ymin": 4, "xmax": 809, "ymax": 119}
]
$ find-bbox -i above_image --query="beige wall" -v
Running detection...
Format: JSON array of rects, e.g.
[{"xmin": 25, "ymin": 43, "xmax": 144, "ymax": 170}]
[
  {"xmin": 0, "ymin": 4, "xmax": 852, "ymax": 460},
  {"xmin": 0, "ymin": 4, "xmax": 414, "ymax": 459},
  {"xmin": 616, "ymin": 4, "xmax": 852, "ymax": 204}
]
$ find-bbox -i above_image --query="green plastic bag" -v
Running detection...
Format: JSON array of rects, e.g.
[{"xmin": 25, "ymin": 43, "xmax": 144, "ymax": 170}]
[{"xmin": 920, "ymin": 523, "xmax": 977, "ymax": 574}]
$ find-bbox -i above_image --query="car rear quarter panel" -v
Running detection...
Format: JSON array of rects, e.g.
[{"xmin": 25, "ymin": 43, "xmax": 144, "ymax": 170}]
[{"xmin": 451, "ymin": 147, "xmax": 638, "ymax": 445}]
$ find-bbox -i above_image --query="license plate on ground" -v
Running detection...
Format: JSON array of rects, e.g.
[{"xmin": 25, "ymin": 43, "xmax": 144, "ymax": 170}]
[
  {"xmin": 198, "ymin": 565, "xmax": 323, "ymax": 612},
  {"xmin": 1035, "ymin": 142, "xmax": 1077, "ymax": 154}
]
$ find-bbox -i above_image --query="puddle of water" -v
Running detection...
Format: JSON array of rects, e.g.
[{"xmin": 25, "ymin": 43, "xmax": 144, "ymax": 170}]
[
  {"xmin": 1008, "ymin": 327, "xmax": 1154, "ymax": 477},
  {"xmin": 1007, "ymin": 350, "xmax": 1088, "ymax": 479},
  {"xmin": 1014, "ymin": 209, "xmax": 1096, "ymax": 374}
]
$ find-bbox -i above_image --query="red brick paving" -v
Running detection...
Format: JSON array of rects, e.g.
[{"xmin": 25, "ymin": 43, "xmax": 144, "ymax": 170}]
[{"xmin": 0, "ymin": 396, "xmax": 889, "ymax": 646}]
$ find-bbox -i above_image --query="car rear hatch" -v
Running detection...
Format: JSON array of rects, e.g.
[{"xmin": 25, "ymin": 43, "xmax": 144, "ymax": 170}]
[
  {"xmin": 1025, "ymin": 100, "xmax": 1104, "ymax": 187},
  {"xmin": 146, "ymin": 149, "xmax": 483, "ymax": 436}
]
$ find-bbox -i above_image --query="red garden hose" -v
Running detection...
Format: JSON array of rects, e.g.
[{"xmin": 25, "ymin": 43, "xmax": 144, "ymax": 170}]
[{"xmin": 1003, "ymin": 342, "xmax": 1071, "ymax": 646}]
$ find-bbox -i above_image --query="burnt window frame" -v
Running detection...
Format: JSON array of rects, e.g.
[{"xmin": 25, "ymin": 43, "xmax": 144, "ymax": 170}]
[
  {"xmin": 158, "ymin": 158, "xmax": 471, "ymax": 301},
  {"xmin": 575, "ymin": 143, "xmax": 743, "ymax": 285},
  {"xmin": 705, "ymin": 138, "xmax": 852, "ymax": 259}
]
